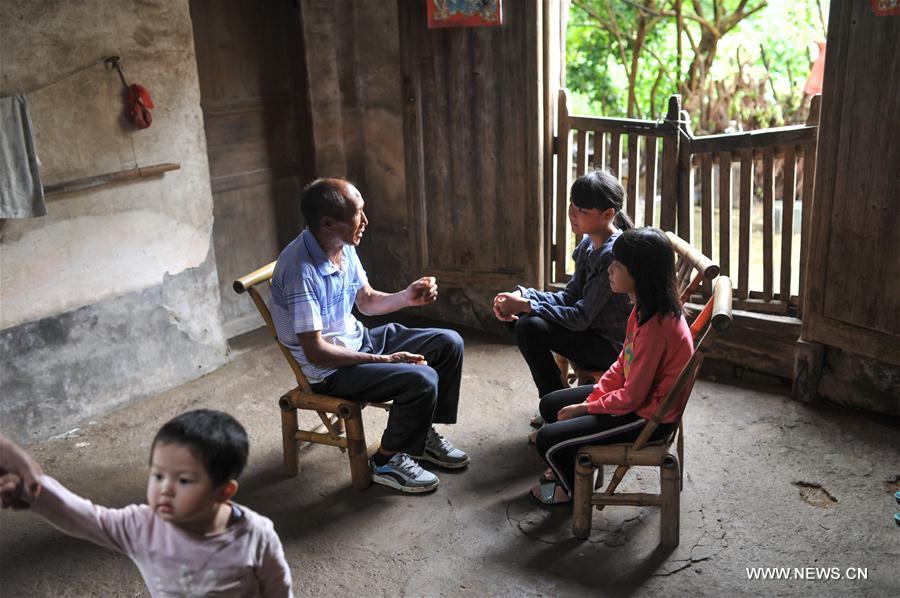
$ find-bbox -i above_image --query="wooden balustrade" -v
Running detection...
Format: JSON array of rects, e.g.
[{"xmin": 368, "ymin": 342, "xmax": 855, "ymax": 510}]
[{"xmin": 552, "ymin": 89, "xmax": 820, "ymax": 319}]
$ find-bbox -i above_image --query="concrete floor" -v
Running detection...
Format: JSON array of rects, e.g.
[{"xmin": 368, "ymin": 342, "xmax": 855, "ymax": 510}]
[{"xmin": 1, "ymin": 326, "xmax": 898, "ymax": 597}]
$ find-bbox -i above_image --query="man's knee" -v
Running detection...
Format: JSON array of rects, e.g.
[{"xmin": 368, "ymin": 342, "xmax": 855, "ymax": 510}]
[
  {"xmin": 400, "ymin": 366, "xmax": 439, "ymax": 401},
  {"xmin": 437, "ymin": 329, "xmax": 464, "ymax": 356}
]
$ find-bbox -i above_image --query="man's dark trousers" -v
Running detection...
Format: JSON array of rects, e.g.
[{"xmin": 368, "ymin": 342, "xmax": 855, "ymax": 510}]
[{"xmin": 311, "ymin": 323, "xmax": 463, "ymax": 456}]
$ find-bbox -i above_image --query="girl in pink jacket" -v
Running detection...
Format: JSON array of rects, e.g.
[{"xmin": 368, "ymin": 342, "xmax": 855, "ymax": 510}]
[{"xmin": 531, "ymin": 227, "xmax": 694, "ymax": 505}]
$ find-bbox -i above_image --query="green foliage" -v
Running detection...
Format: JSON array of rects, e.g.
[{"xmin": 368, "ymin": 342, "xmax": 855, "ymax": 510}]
[
  {"xmin": 566, "ymin": 0, "xmax": 828, "ymax": 133},
  {"xmin": 567, "ymin": 21, "xmax": 622, "ymax": 114}
]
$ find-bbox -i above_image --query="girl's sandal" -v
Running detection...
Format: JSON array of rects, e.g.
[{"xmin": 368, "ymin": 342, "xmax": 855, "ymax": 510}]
[
  {"xmin": 530, "ymin": 481, "xmax": 572, "ymax": 506},
  {"xmin": 529, "ymin": 414, "xmax": 544, "ymax": 428},
  {"xmin": 540, "ymin": 468, "xmax": 557, "ymax": 484}
]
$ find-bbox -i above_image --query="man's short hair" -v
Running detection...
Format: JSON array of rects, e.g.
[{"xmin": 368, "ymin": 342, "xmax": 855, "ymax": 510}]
[
  {"xmin": 301, "ymin": 178, "xmax": 352, "ymax": 231},
  {"xmin": 151, "ymin": 409, "xmax": 249, "ymax": 486}
]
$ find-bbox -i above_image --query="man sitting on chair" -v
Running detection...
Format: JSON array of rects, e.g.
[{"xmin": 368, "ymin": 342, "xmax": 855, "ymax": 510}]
[{"xmin": 269, "ymin": 178, "xmax": 469, "ymax": 494}]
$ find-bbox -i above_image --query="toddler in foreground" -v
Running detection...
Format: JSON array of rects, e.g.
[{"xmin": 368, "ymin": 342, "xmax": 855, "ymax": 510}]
[{"xmin": 0, "ymin": 410, "xmax": 293, "ymax": 597}]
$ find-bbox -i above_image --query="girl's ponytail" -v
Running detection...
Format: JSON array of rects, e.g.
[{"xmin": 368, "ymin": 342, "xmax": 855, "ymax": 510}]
[{"xmin": 614, "ymin": 210, "xmax": 634, "ymax": 231}]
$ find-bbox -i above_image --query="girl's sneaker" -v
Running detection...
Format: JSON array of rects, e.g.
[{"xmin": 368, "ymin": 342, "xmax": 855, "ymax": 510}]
[{"xmin": 371, "ymin": 452, "xmax": 439, "ymax": 493}]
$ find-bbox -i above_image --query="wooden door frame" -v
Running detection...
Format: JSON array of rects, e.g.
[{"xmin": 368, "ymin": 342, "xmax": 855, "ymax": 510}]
[{"xmin": 800, "ymin": 0, "xmax": 900, "ymax": 366}]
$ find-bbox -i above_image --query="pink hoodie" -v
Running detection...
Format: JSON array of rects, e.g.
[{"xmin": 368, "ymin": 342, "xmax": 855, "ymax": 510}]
[{"xmin": 587, "ymin": 308, "xmax": 693, "ymax": 423}]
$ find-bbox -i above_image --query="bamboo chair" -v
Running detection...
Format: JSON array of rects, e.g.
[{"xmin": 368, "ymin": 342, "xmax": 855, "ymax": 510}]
[
  {"xmin": 234, "ymin": 262, "xmax": 389, "ymax": 490},
  {"xmin": 571, "ymin": 267, "xmax": 733, "ymax": 548}
]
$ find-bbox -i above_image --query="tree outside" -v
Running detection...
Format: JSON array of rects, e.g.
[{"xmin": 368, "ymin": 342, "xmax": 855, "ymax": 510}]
[{"xmin": 566, "ymin": 0, "xmax": 829, "ymax": 134}]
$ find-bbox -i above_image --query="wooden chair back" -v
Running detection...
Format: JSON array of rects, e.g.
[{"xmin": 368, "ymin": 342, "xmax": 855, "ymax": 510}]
[
  {"xmin": 233, "ymin": 261, "xmax": 313, "ymax": 393},
  {"xmin": 667, "ymin": 231, "xmax": 720, "ymax": 304}
]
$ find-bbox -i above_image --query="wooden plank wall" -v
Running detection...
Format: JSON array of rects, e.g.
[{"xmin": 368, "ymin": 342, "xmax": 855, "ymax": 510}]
[
  {"xmin": 802, "ymin": 0, "xmax": 900, "ymax": 366},
  {"xmin": 399, "ymin": 0, "xmax": 544, "ymax": 298},
  {"xmin": 190, "ymin": 0, "xmax": 313, "ymax": 337}
]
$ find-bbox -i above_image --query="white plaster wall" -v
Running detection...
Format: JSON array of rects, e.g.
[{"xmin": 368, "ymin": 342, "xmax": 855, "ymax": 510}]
[
  {"xmin": 0, "ymin": 0, "xmax": 228, "ymax": 441},
  {"xmin": 0, "ymin": 0, "xmax": 218, "ymax": 330}
]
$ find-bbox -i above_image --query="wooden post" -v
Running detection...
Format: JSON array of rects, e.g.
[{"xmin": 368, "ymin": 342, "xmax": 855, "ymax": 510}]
[
  {"xmin": 762, "ymin": 146, "xmax": 775, "ymax": 301},
  {"xmin": 644, "ymin": 136, "xmax": 658, "ymax": 226},
  {"xmin": 626, "ymin": 134, "xmax": 639, "ymax": 219},
  {"xmin": 798, "ymin": 95, "xmax": 820, "ymax": 318},
  {"xmin": 781, "ymin": 145, "xmax": 797, "ymax": 310},
  {"xmin": 792, "ymin": 340, "xmax": 825, "ymax": 403},
  {"xmin": 738, "ymin": 150, "xmax": 753, "ymax": 300},
  {"xmin": 576, "ymin": 129, "xmax": 588, "ymax": 177},
  {"xmin": 342, "ymin": 403, "xmax": 372, "ymax": 490},
  {"xmin": 700, "ymin": 153, "xmax": 713, "ymax": 296},
  {"xmin": 279, "ymin": 397, "xmax": 299, "ymax": 477},
  {"xmin": 660, "ymin": 95, "xmax": 681, "ymax": 233},
  {"xmin": 609, "ymin": 132, "xmax": 622, "ymax": 179},
  {"xmin": 593, "ymin": 130, "xmax": 605, "ymax": 172},
  {"xmin": 572, "ymin": 453, "xmax": 595, "ymax": 539},
  {"xmin": 555, "ymin": 89, "xmax": 571, "ymax": 283},
  {"xmin": 718, "ymin": 151, "xmax": 732, "ymax": 277},
  {"xmin": 676, "ymin": 110, "xmax": 694, "ymax": 242},
  {"xmin": 677, "ymin": 420, "xmax": 685, "ymax": 491},
  {"xmin": 660, "ymin": 454, "xmax": 681, "ymax": 547}
]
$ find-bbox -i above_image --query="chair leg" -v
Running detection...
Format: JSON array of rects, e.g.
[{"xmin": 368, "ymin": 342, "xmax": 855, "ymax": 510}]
[
  {"xmin": 660, "ymin": 455, "xmax": 681, "ymax": 547},
  {"xmin": 572, "ymin": 453, "xmax": 595, "ymax": 539},
  {"xmin": 554, "ymin": 353, "xmax": 570, "ymax": 387},
  {"xmin": 342, "ymin": 403, "xmax": 372, "ymax": 491},
  {"xmin": 279, "ymin": 404, "xmax": 299, "ymax": 477},
  {"xmin": 677, "ymin": 420, "xmax": 685, "ymax": 491}
]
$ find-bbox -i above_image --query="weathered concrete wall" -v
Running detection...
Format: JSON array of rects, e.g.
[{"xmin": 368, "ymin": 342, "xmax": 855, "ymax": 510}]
[{"xmin": 0, "ymin": 0, "xmax": 227, "ymax": 443}]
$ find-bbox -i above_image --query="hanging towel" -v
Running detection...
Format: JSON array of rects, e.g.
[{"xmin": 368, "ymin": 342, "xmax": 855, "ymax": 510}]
[{"xmin": 1, "ymin": 94, "xmax": 46, "ymax": 218}]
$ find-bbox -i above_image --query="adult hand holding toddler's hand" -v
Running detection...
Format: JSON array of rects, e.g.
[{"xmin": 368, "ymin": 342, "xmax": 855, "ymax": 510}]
[
  {"xmin": 0, "ymin": 433, "xmax": 43, "ymax": 507},
  {"xmin": 0, "ymin": 473, "xmax": 31, "ymax": 510}
]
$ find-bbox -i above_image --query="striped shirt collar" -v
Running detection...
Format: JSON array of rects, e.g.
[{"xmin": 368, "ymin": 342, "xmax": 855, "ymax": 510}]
[{"xmin": 301, "ymin": 228, "xmax": 341, "ymax": 276}]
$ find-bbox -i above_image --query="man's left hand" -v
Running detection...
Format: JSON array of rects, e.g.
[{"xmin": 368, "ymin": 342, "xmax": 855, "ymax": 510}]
[{"xmin": 406, "ymin": 276, "xmax": 438, "ymax": 307}]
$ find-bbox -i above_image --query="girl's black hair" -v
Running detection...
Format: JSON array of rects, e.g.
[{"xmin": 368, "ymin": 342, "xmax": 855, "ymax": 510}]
[
  {"xmin": 151, "ymin": 409, "xmax": 249, "ymax": 486},
  {"xmin": 569, "ymin": 170, "xmax": 634, "ymax": 230},
  {"xmin": 612, "ymin": 227, "xmax": 682, "ymax": 326}
]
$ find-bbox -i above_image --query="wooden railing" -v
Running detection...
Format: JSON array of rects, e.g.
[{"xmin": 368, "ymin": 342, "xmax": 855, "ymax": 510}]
[{"xmin": 552, "ymin": 89, "xmax": 820, "ymax": 319}]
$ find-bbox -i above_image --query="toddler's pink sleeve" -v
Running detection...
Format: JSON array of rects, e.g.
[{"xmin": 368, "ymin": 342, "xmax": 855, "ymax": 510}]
[{"xmin": 29, "ymin": 475, "xmax": 142, "ymax": 555}]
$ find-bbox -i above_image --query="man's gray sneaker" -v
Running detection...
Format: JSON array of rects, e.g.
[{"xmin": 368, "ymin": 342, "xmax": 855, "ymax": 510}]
[
  {"xmin": 414, "ymin": 427, "xmax": 470, "ymax": 469},
  {"xmin": 371, "ymin": 452, "xmax": 439, "ymax": 493}
]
